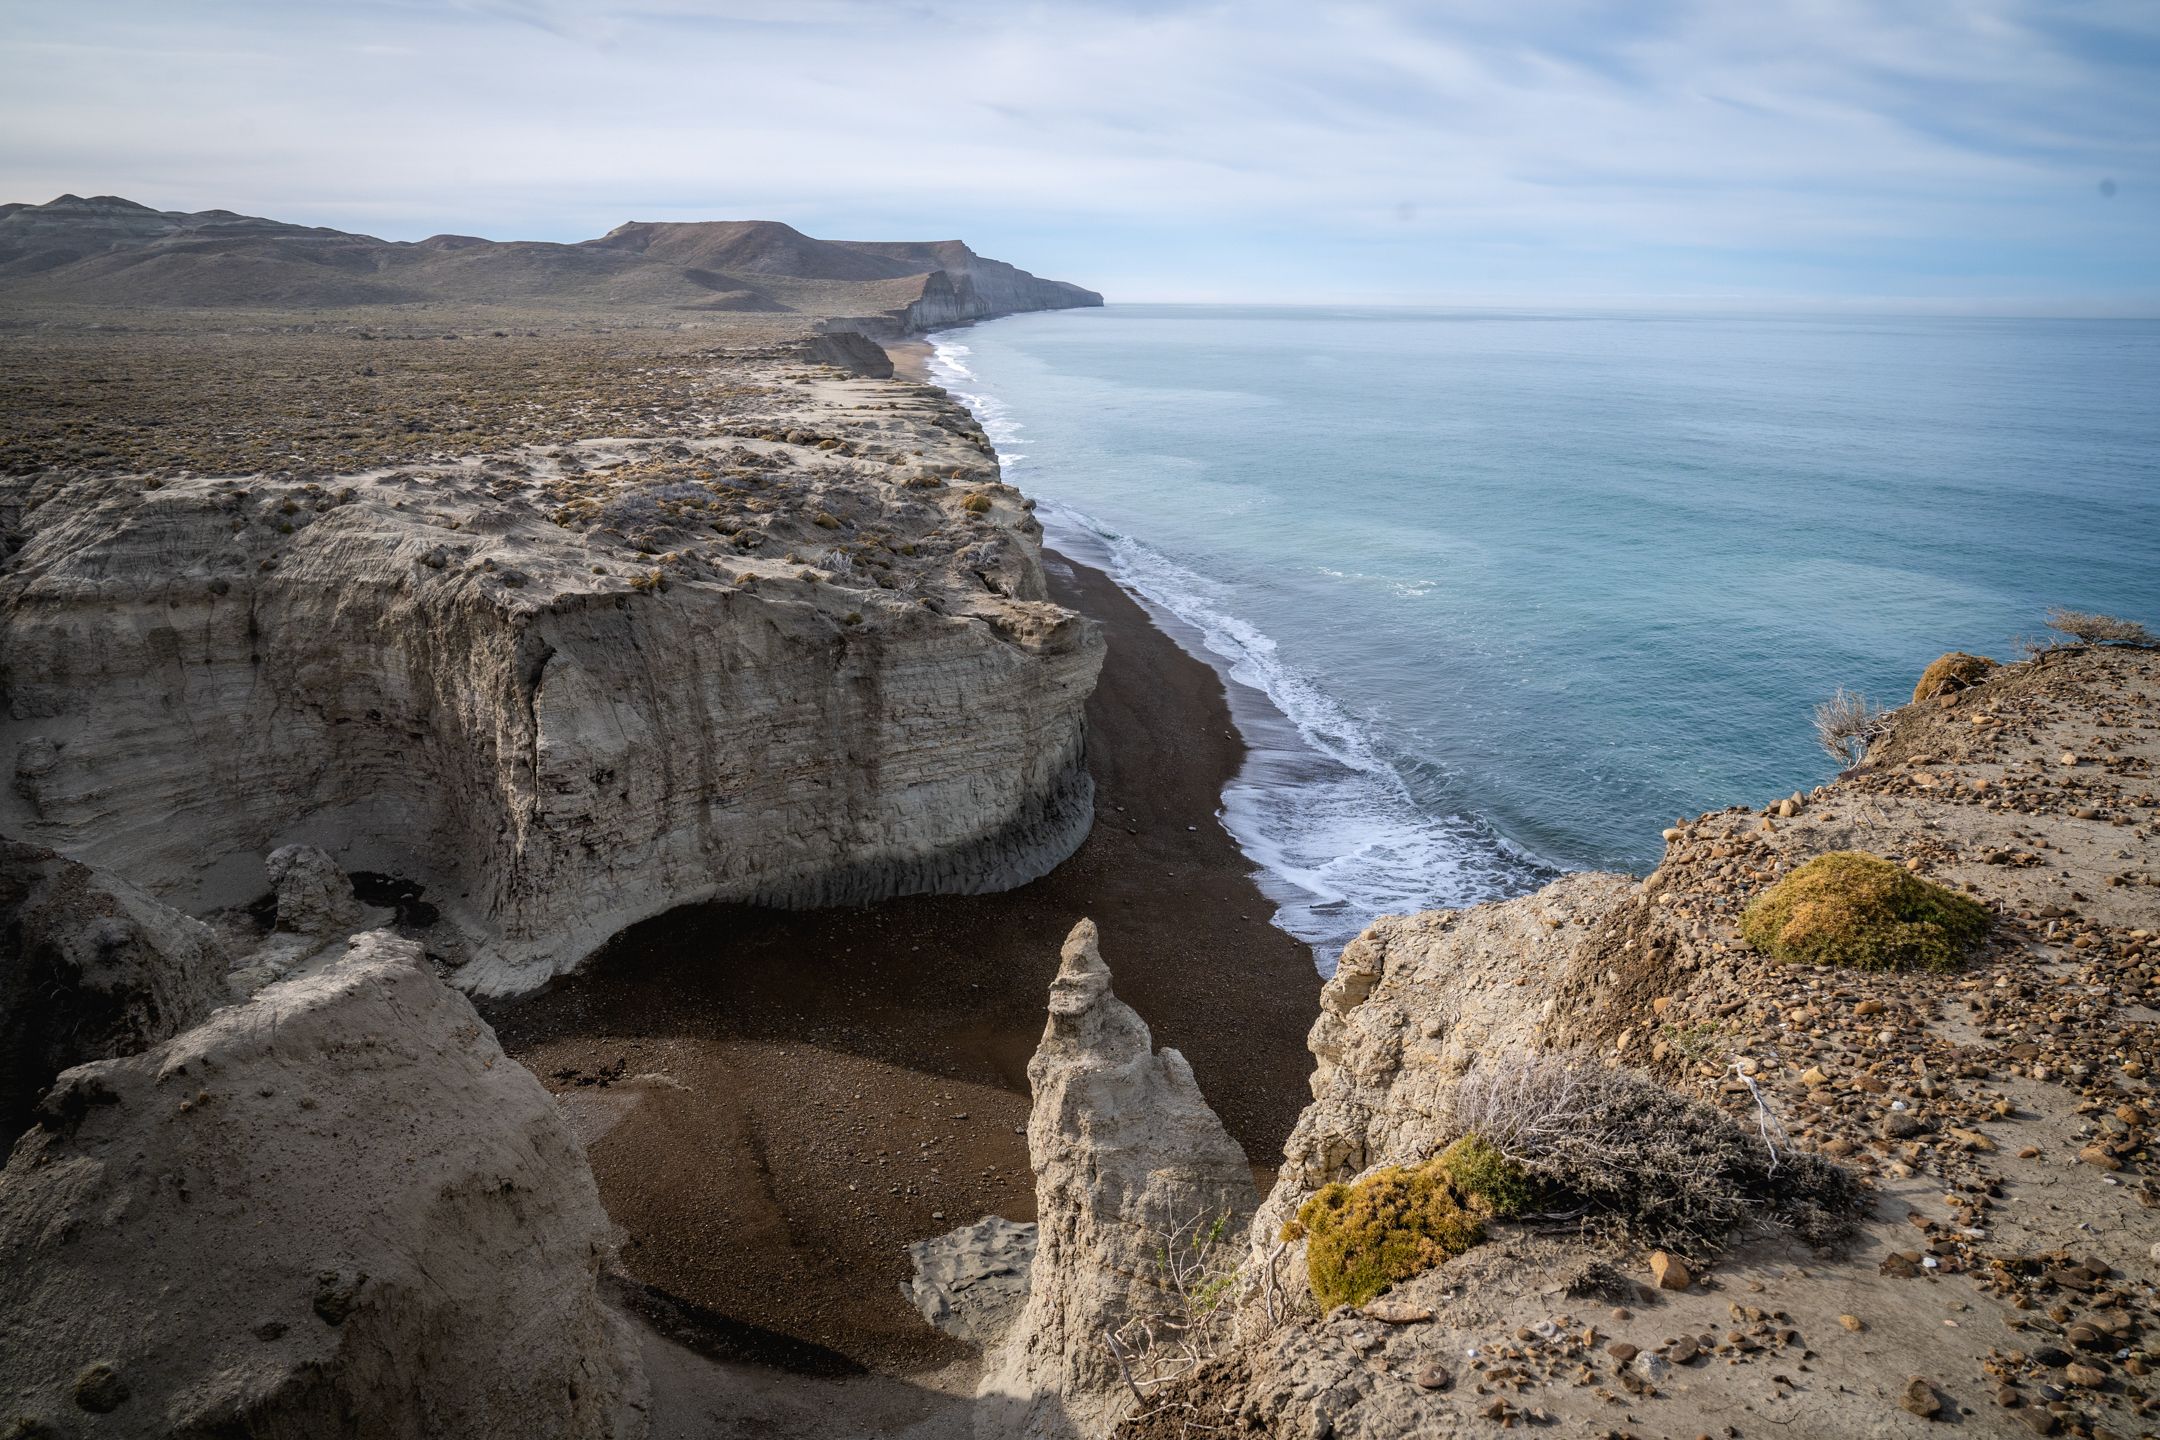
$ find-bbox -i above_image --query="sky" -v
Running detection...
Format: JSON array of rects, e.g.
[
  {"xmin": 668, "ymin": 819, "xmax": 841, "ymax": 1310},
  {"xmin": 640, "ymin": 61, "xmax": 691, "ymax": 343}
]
[{"xmin": 3, "ymin": 0, "xmax": 2157, "ymax": 311}]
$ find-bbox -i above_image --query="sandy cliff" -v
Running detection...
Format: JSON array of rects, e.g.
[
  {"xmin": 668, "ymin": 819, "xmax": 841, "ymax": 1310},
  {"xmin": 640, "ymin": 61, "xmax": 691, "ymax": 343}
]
[{"xmin": 1, "ymin": 362, "xmax": 1104, "ymax": 993}]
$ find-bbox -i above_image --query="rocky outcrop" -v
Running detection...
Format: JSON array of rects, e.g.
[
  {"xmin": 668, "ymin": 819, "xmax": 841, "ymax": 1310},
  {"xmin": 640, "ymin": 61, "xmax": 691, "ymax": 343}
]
[
  {"xmin": 265, "ymin": 843, "xmax": 360, "ymax": 936},
  {"xmin": 0, "ymin": 931, "xmax": 645, "ymax": 1439},
  {"xmin": 903, "ymin": 1215, "xmax": 1038, "ymax": 1348},
  {"xmin": 0, "ymin": 838, "xmax": 228, "ymax": 1138},
  {"xmin": 850, "ymin": 241, "xmax": 1102, "ymax": 331},
  {"xmin": 0, "ymin": 375, "xmax": 1104, "ymax": 994},
  {"xmin": 980, "ymin": 920, "xmax": 1256, "ymax": 1439},
  {"xmin": 1119, "ymin": 644, "xmax": 2160, "ymax": 1440},
  {"xmin": 1252, "ymin": 870, "xmax": 1630, "ymax": 1251}
]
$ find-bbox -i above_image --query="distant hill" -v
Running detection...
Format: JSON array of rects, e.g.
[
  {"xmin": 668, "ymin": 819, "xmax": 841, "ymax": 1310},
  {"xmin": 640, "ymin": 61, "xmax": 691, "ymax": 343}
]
[{"xmin": 0, "ymin": 194, "xmax": 1101, "ymax": 329}]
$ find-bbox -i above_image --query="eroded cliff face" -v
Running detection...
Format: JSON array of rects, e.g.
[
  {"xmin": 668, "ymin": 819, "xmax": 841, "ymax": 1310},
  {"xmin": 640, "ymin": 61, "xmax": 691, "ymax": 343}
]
[
  {"xmin": 0, "ymin": 931, "xmax": 645, "ymax": 1439},
  {"xmin": 1, "ymin": 365, "xmax": 1104, "ymax": 993},
  {"xmin": 1251, "ymin": 871, "xmax": 1632, "ymax": 1253}
]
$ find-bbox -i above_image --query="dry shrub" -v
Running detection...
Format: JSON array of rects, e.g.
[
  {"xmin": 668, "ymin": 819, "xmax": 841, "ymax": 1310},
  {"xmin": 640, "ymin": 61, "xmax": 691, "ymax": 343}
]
[
  {"xmin": 2045, "ymin": 607, "xmax": 2153, "ymax": 647},
  {"xmin": 1741, "ymin": 851, "xmax": 1989, "ymax": 972},
  {"xmin": 1813, "ymin": 687, "xmax": 1890, "ymax": 767},
  {"xmin": 1445, "ymin": 1052, "xmax": 1859, "ymax": 1254},
  {"xmin": 1103, "ymin": 1211, "xmax": 1241, "ymax": 1407},
  {"xmin": 1912, "ymin": 651, "xmax": 1994, "ymax": 702},
  {"xmin": 961, "ymin": 492, "xmax": 994, "ymax": 514}
]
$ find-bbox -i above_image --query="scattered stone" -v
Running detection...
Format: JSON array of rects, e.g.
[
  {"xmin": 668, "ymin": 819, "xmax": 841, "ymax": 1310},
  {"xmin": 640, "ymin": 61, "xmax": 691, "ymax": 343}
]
[
  {"xmin": 1899, "ymin": 1376, "xmax": 1941, "ymax": 1418},
  {"xmin": 71, "ymin": 1362, "xmax": 128, "ymax": 1414},
  {"xmin": 1649, "ymin": 1251, "xmax": 1691, "ymax": 1291}
]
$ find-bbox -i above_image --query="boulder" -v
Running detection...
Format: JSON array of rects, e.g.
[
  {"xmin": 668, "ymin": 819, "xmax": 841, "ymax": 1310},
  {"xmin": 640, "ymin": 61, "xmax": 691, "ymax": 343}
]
[
  {"xmin": 0, "ymin": 838, "xmax": 227, "ymax": 1139},
  {"xmin": 265, "ymin": 842, "xmax": 361, "ymax": 936},
  {"xmin": 978, "ymin": 920, "xmax": 1256, "ymax": 1439},
  {"xmin": 0, "ymin": 932, "xmax": 645, "ymax": 1439}
]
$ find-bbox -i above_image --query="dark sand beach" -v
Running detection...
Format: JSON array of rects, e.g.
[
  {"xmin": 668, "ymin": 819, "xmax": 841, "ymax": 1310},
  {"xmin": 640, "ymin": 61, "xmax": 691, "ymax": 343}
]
[{"xmin": 490, "ymin": 549, "xmax": 1322, "ymax": 1375}]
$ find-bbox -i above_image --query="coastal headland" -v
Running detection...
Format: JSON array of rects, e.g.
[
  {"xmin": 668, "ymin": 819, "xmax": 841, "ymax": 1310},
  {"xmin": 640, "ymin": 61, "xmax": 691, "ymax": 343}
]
[{"xmin": 4, "ymin": 194, "xmax": 2156, "ymax": 1440}]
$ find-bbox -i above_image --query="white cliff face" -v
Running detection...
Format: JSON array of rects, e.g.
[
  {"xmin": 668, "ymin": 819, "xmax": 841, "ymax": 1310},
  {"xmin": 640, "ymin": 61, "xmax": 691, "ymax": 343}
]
[
  {"xmin": 0, "ymin": 931, "xmax": 645, "ymax": 1440},
  {"xmin": 980, "ymin": 920, "xmax": 1257, "ymax": 1440},
  {"xmin": 0, "ymin": 372, "xmax": 1104, "ymax": 994}
]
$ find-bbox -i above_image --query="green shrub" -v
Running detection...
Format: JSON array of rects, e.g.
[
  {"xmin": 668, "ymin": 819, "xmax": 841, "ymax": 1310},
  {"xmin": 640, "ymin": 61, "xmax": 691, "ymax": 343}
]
[
  {"xmin": 962, "ymin": 493, "xmax": 993, "ymax": 514},
  {"xmin": 1285, "ymin": 1159, "xmax": 1484, "ymax": 1310},
  {"xmin": 1912, "ymin": 651, "xmax": 1994, "ymax": 702},
  {"xmin": 1740, "ymin": 851, "xmax": 1988, "ymax": 971},
  {"xmin": 1435, "ymin": 1134, "xmax": 1539, "ymax": 1218}
]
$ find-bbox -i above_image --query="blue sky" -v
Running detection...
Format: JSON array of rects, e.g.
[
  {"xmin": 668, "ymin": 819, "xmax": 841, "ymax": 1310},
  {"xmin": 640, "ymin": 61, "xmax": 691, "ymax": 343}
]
[{"xmin": 3, "ymin": 0, "xmax": 2156, "ymax": 311}]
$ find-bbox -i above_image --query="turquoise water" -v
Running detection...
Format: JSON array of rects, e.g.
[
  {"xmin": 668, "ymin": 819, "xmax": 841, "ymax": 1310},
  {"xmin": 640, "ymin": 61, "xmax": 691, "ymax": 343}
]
[{"xmin": 929, "ymin": 306, "xmax": 2160, "ymax": 966}]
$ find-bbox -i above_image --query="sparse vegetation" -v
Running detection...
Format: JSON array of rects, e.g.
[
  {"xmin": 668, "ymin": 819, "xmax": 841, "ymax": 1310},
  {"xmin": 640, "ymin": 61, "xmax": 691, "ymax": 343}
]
[
  {"xmin": 962, "ymin": 492, "xmax": 993, "ymax": 514},
  {"xmin": 1445, "ymin": 1052, "xmax": 1860, "ymax": 1253},
  {"xmin": 1812, "ymin": 686, "xmax": 1890, "ymax": 766},
  {"xmin": 1433, "ymin": 1133, "xmax": 1539, "ymax": 1218},
  {"xmin": 1740, "ymin": 850, "xmax": 1989, "ymax": 972},
  {"xmin": 1911, "ymin": 651, "xmax": 1994, "ymax": 702},
  {"xmin": 2045, "ymin": 607, "xmax": 2153, "ymax": 647},
  {"xmin": 1103, "ymin": 1211, "xmax": 1242, "ymax": 1408},
  {"xmin": 1284, "ymin": 1159, "xmax": 1486, "ymax": 1309}
]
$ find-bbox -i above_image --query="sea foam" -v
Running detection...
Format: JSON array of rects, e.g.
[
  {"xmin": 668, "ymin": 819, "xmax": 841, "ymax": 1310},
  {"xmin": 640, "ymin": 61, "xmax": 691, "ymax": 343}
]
[{"xmin": 929, "ymin": 334, "xmax": 1548, "ymax": 971}]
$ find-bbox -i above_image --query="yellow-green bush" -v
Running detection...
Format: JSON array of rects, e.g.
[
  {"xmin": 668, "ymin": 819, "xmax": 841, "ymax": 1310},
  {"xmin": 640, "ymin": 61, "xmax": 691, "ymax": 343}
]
[
  {"xmin": 1740, "ymin": 851, "xmax": 1989, "ymax": 971},
  {"xmin": 1436, "ymin": 1134, "xmax": 1538, "ymax": 1217},
  {"xmin": 962, "ymin": 493, "xmax": 993, "ymax": 514},
  {"xmin": 1912, "ymin": 651, "xmax": 1994, "ymax": 702},
  {"xmin": 1285, "ymin": 1159, "xmax": 1484, "ymax": 1310}
]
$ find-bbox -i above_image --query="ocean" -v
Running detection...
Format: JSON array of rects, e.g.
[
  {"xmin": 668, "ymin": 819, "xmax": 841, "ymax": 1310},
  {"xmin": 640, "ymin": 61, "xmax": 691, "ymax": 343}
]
[{"xmin": 928, "ymin": 306, "xmax": 2160, "ymax": 970}]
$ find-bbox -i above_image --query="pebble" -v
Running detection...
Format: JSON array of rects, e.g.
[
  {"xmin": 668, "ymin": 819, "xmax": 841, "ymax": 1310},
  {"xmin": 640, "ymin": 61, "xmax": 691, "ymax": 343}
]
[
  {"xmin": 1648, "ymin": 1251, "xmax": 1691, "ymax": 1291},
  {"xmin": 1898, "ymin": 1375, "xmax": 1940, "ymax": 1417},
  {"xmin": 1839, "ymin": 1313, "xmax": 1865, "ymax": 1332},
  {"xmin": 1412, "ymin": 1361, "xmax": 1451, "ymax": 1391}
]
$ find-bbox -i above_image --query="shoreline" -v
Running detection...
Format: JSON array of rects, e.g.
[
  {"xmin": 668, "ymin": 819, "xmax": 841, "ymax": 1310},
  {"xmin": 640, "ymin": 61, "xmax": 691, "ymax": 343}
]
[{"xmin": 490, "ymin": 542, "xmax": 1321, "ymax": 1376}]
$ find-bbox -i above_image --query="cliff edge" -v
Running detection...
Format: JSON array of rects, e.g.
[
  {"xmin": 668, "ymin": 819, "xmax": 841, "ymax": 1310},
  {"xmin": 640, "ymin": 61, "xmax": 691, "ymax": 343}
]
[
  {"xmin": 1, "ymin": 351, "xmax": 1104, "ymax": 993},
  {"xmin": 983, "ymin": 641, "xmax": 2157, "ymax": 1440}
]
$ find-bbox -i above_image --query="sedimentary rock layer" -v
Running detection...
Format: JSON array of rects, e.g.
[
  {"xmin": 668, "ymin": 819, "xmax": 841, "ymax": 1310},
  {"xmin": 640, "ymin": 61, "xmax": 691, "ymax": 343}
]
[{"xmin": 0, "ymin": 366, "xmax": 1103, "ymax": 993}]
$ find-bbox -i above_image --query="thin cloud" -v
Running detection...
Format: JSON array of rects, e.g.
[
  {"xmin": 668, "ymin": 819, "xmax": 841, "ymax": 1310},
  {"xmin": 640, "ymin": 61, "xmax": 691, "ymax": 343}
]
[{"xmin": 0, "ymin": 0, "xmax": 2152, "ymax": 308}]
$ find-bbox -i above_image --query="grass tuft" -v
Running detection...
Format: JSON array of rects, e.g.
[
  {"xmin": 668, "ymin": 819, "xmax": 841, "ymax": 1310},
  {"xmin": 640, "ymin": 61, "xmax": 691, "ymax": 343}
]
[{"xmin": 1740, "ymin": 851, "xmax": 1988, "ymax": 971}]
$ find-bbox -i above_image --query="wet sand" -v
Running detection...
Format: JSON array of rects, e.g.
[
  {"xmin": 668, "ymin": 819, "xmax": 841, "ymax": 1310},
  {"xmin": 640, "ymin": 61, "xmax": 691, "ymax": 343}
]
[{"xmin": 490, "ymin": 551, "xmax": 1321, "ymax": 1375}]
